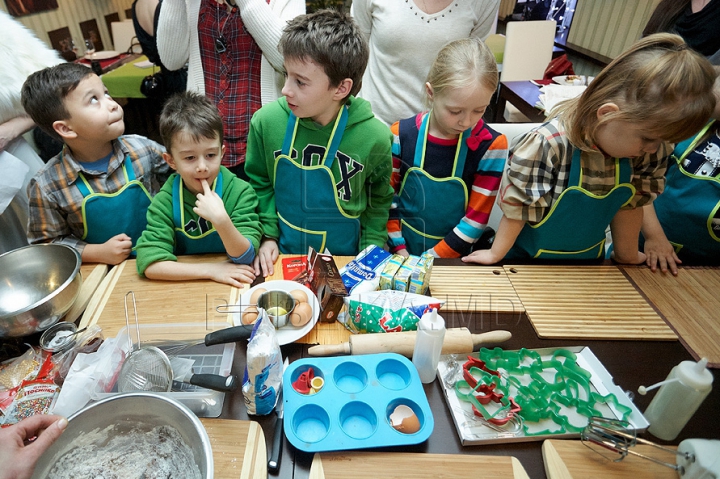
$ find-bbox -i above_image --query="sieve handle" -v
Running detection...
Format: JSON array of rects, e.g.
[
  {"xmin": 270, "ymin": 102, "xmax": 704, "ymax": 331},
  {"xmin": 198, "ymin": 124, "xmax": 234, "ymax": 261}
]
[{"xmin": 204, "ymin": 325, "xmax": 254, "ymax": 346}]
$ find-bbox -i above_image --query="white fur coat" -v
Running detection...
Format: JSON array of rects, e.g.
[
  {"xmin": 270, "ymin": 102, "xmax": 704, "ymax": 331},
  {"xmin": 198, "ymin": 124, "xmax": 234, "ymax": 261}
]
[{"xmin": 0, "ymin": 11, "xmax": 63, "ymax": 124}]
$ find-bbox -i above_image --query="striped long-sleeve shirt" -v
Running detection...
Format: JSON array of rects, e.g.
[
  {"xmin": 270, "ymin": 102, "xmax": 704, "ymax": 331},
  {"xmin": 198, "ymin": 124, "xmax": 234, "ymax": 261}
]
[{"xmin": 387, "ymin": 113, "xmax": 508, "ymax": 258}]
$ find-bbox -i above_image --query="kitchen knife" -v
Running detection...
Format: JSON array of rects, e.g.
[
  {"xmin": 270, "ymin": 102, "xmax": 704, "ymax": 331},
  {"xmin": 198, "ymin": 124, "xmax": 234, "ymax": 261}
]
[
  {"xmin": 307, "ymin": 328, "xmax": 511, "ymax": 357},
  {"xmin": 204, "ymin": 324, "xmax": 254, "ymax": 346},
  {"xmin": 168, "ymin": 356, "xmax": 238, "ymax": 392},
  {"xmin": 268, "ymin": 357, "xmax": 289, "ymax": 474}
]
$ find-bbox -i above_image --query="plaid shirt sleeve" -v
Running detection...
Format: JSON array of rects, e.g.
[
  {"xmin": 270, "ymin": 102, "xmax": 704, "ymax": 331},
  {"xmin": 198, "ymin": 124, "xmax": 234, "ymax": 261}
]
[
  {"xmin": 499, "ymin": 123, "xmax": 569, "ymax": 223},
  {"xmin": 625, "ymin": 141, "xmax": 670, "ymax": 209}
]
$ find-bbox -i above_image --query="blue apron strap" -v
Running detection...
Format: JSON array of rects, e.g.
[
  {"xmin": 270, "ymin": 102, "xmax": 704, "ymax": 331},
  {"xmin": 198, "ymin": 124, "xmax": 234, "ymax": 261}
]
[
  {"xmin": 322, "ymin": 105, "xmax": 349, "ymax": 167},
  {"xmin": 454, "ymin": 129, "xmax": 471, "ymax": 177},
  {"xmin": 675, "ymin": 120, "xmax": 715, "ymax": 164},
  {"xmin": 281, "ymin": 113, "xmax": 299, "ymax": 157},
  {"xmin": 414, "ymin": 113, "xmax": 429, "ymax": 168},
  {"xmin": 617, "ymin": 157, "xmax": 631, "ymax": 184},
  {"xmin": 172, "ymin": 175, "xmax": 183, "ymax": 228},
  {"xmin": 76, "ymin": 174, "xmax": 93, "ymax": 197},
  {"xmin": 212, "ymin": 171, "xmax": 222, "ymax": 197},
  {"xmin": 568, "ymin": 149, "xmax": 583, "ymax": 186},
  {"xmin": 123, "ymin": 155, "xmax": 136, "ymax": 181}
]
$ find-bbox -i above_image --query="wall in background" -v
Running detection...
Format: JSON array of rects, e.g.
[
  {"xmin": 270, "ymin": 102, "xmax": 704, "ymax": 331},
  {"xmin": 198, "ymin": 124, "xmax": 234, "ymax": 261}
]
[
  {"xmin": 568, "ymin": 0, "xmax": 661, "ymax": 61},
  {"xmin": 1, "ymin": 0, "xmax": 134, "ymax": 53}
]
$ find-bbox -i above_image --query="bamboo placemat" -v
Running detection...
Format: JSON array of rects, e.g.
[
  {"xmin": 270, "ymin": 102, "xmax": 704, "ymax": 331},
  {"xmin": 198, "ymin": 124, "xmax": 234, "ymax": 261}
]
[
  {"xmin": 622, "ymin": 266, "xmax": 720, "ymax": 367},
  {"xmin": 428, "ymin": 265, "xmax": 524, "ymax": 313},
  {"xmin": 265, "ymin": 255, "xmax": 353, "ymax": 345},
  {"xmin": 504, "ymin": 265, "xmax": 676, "ymax": 340},
  {"xmin": 89, "ymin": 255, "xmax": 247, "ymax": 338},
  {"xmin": 199, "ymin": 419, "xmax": 266, "ymax": 479}
]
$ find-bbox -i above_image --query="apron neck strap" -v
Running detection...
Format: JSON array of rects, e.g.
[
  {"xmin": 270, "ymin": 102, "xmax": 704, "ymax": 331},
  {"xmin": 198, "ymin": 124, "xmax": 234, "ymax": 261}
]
[
  {"xmin": 569, "ymin": 149, "xmax": 632, "ymax": 187},
  {"xmin": 282, "ymin": 106, "xmax": 349, "ymax": 167},
  {"xmin": 173, "ymin": 173, "xmax": 222, "ymax": 227},
  {"xmin": 414, "ymin": 111, "xmax": 470, "ymax": 176},
  {"xmin": 76, "ymin": 155, "xmax": 131, "ymax": 196},
  {"xmin": 674, "ymin": 120, "xmax": 716, "ymax": 164}
]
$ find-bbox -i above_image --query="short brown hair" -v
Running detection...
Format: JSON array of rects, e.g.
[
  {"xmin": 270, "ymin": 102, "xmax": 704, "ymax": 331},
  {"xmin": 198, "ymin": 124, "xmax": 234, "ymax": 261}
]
[
  {"xmin": 159, "ymin": 92, "xmax": 224, "ymax": 153},
  {"xmin": 280, "ymin": 9, "xmax": 368, "ymax": 99},
  {"xmin": 553, "ymin": 33, "xmax": 716, "ymax": 150},
  {"xmin": 21, "ymin": 63, "xmax": 94, "ymax": 141}
]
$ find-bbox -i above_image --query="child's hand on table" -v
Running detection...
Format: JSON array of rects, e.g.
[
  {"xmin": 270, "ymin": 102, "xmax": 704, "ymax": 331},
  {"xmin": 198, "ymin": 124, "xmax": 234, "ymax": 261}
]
[
  {"xmin": 254, "ymin": 238, "xmax": 279, "ymax": 277},
  {"xmin": 461, "ymin": 248, "xmax": 502, "ymax": 265},
  {"xmin": 207, "ymin": 262, "xmax": 256, "ymax": 287},
  {"xmin": 193, "ymin": 179, "xmax": 230, "ymax": 226},
  {"xmin": 83, "ymin": 233, "xmax": 132, "ymax": 265},
  {"xmin": 643, "ymin": 236, "xmax": 681, "ymax": 275}
]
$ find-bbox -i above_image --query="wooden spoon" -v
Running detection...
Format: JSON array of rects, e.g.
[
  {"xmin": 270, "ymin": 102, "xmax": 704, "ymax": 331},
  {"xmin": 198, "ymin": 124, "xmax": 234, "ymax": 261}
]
[{"xmin": 63, "ymin": 264, "xmax": 109, "ymax": 324}]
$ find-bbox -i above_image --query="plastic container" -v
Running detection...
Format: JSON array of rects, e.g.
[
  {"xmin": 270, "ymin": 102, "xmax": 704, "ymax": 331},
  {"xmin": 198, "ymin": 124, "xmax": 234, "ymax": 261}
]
[
  {"xmin": 97, "ymin": 322, "xmax": 236, "ymax": 418},
  {"xmin": 412, "ymin": 309, "xmax": 446, "ymax": 383},
  {"xmin": 283, "ymin": 353, "xmax": 434, "ymax": 452},
  {"xmin": 643, "ymin": 358, "xmax": 713, "ymax": 441}
]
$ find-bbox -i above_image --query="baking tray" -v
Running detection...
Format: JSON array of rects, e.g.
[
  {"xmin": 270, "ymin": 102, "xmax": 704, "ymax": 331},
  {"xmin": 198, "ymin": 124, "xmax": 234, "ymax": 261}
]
[
  {"xmin": 437, "ymin": 346, "xmax": 648, "ymax": 446},
  {"xmin": 283, "ymin": 353, "xmax": 434, "ymax": 453}
]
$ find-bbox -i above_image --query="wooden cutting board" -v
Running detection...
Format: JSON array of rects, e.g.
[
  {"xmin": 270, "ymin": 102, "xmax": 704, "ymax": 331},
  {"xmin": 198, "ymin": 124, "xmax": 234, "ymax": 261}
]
[
  {"xmin": 621, "ymin": 266, "xmax": 720, "ymax": 367},
  {"xmin": 542, "ymin": 439, "xmax": 677, "ymax": 479},
  {"xmin": 504, "ymin": 265, "xmax": 676, "ymax": 340},
  {"xmin": 266, "ymin": 255, "xmax": 353, "ymax": 345},
  {"xmin": 429, "ymin": 265, "xmax": 524, "ymax": 313},
  {"xmin": 310, "ymin": 452, "xmax": 530, "ymax": 479},
  {"xmin": 87, "ymin": 255, "xmax": 247, "ymax": 337},
  {"xmin": 199, "ymin": 419, "xmax": 266, "ymax": 479}
]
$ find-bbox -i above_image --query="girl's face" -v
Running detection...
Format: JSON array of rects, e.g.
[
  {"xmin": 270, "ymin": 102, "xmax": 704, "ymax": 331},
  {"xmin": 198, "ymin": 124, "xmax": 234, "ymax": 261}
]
[
  {"xmin": 593, "ymin": 104, "xmax": 663, "ymax": 158},
  {"xmin": 427, "ymin": 82, "xmax": 494, "ymax": 139}
]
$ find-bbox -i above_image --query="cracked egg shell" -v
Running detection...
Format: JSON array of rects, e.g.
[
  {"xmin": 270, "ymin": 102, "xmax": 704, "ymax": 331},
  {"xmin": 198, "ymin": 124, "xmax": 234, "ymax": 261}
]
[{"xmin": 389, "ymin": 405, "xmax": 421, "ymax": 434}]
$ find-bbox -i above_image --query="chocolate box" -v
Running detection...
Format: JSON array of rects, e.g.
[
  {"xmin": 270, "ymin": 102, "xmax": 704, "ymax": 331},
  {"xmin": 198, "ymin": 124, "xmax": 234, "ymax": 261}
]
[{"xmin": 306, "ymin": 248, "xmax": 348, "ymax": 323}]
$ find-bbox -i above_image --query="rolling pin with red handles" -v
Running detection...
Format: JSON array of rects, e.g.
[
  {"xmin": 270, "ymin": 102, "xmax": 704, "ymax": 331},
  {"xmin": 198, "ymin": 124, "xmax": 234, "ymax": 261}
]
[{"xmin": 307, "ymin": 328, "xmax": 511, "ymax": 358}]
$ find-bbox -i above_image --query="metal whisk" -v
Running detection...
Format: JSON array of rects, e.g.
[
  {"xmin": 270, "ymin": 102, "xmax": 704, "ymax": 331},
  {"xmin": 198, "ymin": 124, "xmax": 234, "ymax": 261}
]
[{"xmin": 581, "ymin": 417, "xmax": 695, "ymax": 474}]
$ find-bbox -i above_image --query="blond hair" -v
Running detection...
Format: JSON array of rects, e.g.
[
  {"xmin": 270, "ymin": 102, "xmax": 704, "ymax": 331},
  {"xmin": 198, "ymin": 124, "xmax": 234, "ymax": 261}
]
[
  {"xmin": 552, "ymin": 33, "xmax": 716, "ymax": 151},
  {"xmin": 424, "ymin": 37, "xmax": 498, "ymax": 107}
]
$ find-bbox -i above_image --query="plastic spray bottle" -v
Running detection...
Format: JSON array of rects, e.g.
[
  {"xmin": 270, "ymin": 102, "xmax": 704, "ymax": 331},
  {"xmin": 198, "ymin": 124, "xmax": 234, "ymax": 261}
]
[
  {"xmin": 412, "ymin": 309, "xmax": 446, "ymax": 383},
  {"xmin": 640, "ymin": 357, "xmax": 713, "ymax": 441}
]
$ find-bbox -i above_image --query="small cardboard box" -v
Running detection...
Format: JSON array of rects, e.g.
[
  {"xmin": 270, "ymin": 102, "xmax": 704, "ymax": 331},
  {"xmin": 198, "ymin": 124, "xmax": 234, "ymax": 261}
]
[{"xmin": 307, "ymin": 247, "xmax": 348, "ymax": 323}]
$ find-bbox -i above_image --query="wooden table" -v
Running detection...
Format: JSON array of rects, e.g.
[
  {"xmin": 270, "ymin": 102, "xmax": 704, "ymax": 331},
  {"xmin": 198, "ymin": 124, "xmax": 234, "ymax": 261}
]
[
  {"xmin": 74, "ymin": 257, "xmax": 720, "ymax": 478},
  {"xmin": 494, "ymin": 80, "xmax": 546, "ymax": 123}
]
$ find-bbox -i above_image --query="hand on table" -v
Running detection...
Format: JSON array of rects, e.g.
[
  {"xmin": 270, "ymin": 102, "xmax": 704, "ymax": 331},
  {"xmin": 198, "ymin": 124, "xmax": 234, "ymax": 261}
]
[
  {"xmin": 462, "ymin": 248, "xmax": 501, "ymax": 265},
  {"xmin": 208, "ymin": 262, "xmax": 256, "ymax": 287},
  {"xmin": 644, "ymin": 237, "xmax": 681, "ymax": 275},
  {"xmin": 0, "ymin": 415, "xmax": 67, "ymax": 479},
  {"xmin": 253, "ymin": 238, "xmax": 279, "ymax": 277},
  {"xmin": 82, "ymin": 233, "xmax": 132, "ymax": 265},
  {"xmin": 193, "ymin": 180, "xmax": 230, "ymax": 227}
]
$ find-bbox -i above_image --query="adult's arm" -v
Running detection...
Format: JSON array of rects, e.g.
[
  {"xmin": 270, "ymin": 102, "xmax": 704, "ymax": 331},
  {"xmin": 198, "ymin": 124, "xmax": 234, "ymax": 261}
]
[
  {"xmin": 470, "ymin": 0, "xmax": 501, "ymax": 40},
  {"xmin": 0, "ymin": 116, "xmax": 35, "ymax": 152},
  {"xmin": 156, "ymin": 0, "xmax": 194, "ymax": 71},
  {"xmin": 236, "ymin": 0, "xmax": 305, "ymax": 72},
  {"xmin": 349, "ymin": 0, "xmax": 372, "ymax": 42}
]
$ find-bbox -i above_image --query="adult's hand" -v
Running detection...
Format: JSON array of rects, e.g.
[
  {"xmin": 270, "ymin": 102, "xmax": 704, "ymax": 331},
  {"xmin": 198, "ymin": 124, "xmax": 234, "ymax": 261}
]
[{"xmin": 0, "ymin": 415, "xmax": 68, "ymax": 479}]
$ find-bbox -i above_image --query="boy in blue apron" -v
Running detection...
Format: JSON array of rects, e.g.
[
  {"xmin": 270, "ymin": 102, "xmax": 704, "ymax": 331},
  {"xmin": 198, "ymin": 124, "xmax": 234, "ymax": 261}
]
[
  {"xmin": 387, "ymin": 38, "xmax": 508, "ymax": 258},
  {"xmin": 462, "ymin": 34, "xmax": 716, "ymax": 265},
  {"xmin": 245, "ymin": 10, "xmax": 393, "ymax": 277},
  {"xmin": 22, "ymin": 63, "xmax": 169, "ymax": 265},
  {"xmin": 641, "ymin": 75, "xmax": 720, "ymax": 274},
  {"xmin": 135, "ymin": 92, "xmax": 262, "ymax": 286}
]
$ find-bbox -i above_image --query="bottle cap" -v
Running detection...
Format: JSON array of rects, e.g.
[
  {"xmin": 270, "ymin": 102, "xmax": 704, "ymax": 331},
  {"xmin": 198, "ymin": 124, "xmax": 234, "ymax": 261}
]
[
  {"xmin": 676, "ymin": 358, "xmax": 713, "ymax": 391},
  {"xmin": 421, "ymin": 308, "xmax": 444, "ymax": 330}
]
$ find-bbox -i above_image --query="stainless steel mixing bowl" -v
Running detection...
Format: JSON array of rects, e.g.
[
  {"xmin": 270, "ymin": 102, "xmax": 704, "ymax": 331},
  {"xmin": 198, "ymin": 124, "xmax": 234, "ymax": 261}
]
[
  {"xmin": 31, "ymin": 392, "xmax": 214, "ymax": 478},
  {"xmin": 0, "ymin": 244, "xmax": 81, "ymax": 338}
]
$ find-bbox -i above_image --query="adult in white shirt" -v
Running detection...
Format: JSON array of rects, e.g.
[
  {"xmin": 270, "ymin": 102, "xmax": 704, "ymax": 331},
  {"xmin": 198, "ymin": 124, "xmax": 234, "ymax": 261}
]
[{"xmin": 351, "ymin": 0, "xmax": 500, "ymax": 126}]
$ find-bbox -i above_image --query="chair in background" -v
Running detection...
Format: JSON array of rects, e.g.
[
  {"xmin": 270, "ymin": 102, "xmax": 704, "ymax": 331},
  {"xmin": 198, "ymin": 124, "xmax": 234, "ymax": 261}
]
[
  {"xmin": 498, "ymin": 19, "xmax": 556, "ymax": 121},
  {"xmin": 111, "ymin": 19, "xmax": 140, "ymax": 53},
  {"xmin": 485, "ymin": 33, "xmax": 506, "ymax": 65}
]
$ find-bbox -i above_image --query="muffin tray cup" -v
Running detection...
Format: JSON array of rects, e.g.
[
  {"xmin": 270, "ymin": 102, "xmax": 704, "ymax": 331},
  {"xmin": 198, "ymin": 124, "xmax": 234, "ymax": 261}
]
[{"xmin": 282, "ymin": 353, "xmax": 434, "ymax": 453}]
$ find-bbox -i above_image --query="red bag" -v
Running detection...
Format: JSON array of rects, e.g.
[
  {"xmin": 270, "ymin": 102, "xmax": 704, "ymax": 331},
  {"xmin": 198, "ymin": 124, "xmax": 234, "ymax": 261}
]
[{"xmin": 543, "ymin": 54, "xmax": 575, "ymax": 79}]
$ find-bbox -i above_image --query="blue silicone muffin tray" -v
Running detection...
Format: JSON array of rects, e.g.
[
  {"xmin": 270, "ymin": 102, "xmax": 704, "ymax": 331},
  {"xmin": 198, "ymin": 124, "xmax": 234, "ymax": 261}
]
[{"xmin": 282, "ymin": 353, "xmax": 434, "ymax": 453}]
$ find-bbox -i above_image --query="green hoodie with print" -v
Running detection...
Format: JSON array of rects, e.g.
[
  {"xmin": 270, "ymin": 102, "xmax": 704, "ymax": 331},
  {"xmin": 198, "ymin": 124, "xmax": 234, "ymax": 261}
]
[{"xmin": 245, "ymin": 96, "xmax": 393, "ymax": 254}]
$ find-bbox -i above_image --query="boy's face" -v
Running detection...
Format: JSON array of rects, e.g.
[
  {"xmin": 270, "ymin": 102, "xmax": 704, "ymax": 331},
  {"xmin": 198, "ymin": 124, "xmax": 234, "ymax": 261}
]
[
  {"xmin": 55, "ymin": 74, "xmax": 124, "ymax": 143},
  {"xmin": 282, "ymin": 57, "xmax": 345, "ymax": 126},
  {"xmin": 164, "ymin": 131, "xmax": 224, "ymax": 195}
]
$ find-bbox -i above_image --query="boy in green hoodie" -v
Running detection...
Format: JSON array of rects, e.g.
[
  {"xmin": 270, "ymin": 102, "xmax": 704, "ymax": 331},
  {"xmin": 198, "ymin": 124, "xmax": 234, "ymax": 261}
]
[{"xmin": 245, "ymin": 9, "xmax": 393, "ymax": 277}]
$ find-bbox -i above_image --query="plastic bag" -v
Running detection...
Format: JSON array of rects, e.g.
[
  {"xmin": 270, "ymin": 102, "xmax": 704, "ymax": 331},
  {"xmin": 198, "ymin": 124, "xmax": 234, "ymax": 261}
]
[
  {"xmin": 242, "ymin": 312, "xmax": 282, "ymax": 416},
  {"xmin": 342, "ymin": 290, "xmax": 444, "ymax": 334}
]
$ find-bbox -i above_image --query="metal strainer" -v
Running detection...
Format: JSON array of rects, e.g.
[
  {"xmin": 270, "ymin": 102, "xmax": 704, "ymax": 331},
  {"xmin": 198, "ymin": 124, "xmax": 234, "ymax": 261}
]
[{"xmin": 116, "ymin": 291, "xmax": 173, "ymax": 392}]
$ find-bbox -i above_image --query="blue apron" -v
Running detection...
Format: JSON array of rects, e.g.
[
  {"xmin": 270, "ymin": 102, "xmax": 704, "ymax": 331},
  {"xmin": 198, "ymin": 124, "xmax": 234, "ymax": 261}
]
[
  {"xmin": 172, "ymin": 174, "xmax": 226, "ymax": 255},
  {"xmin": 396, "ymin": 112, "xmax": 470, "ymax": 254},
  {"xmin": 76, "ymin": 155, "xmax": 152, "ymax": 253},
  {"xmin": 652, "ymin": 121, "xmax": 720, "ymax": 259},
  {"xmin": 507, "ymin": 149, "xmax": 635, "ymax": 259},
  {"xmin": 274, "ymin": 107, "xmax": 361, "ymax": 255}
]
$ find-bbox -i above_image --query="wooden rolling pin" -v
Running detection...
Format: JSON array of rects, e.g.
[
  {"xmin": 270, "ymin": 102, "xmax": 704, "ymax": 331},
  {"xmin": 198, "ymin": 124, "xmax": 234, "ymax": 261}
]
[{"xmin": 308, "ymin": 328, "xmax": 511, "ymax": 358}]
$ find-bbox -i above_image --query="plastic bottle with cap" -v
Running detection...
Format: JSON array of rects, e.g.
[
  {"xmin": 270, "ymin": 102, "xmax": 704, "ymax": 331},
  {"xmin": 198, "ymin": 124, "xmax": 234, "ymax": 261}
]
[
  {"xmin": 641, "ymin": 358, "xmax": 713, "ymax": 441},
  {"xmin": 412, "ymin": 308, "xmax": 446, "ymax": 383}
]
